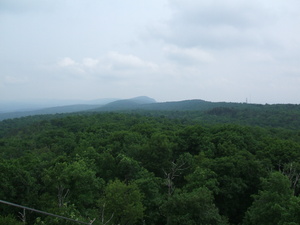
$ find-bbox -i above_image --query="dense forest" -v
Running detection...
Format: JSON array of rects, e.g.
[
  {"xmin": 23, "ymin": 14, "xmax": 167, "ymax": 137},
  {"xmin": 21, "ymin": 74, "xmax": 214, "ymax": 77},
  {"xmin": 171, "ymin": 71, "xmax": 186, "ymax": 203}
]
[{"xmin": 1, "ymin": 104, "xmax": 300, "ymax": 224}]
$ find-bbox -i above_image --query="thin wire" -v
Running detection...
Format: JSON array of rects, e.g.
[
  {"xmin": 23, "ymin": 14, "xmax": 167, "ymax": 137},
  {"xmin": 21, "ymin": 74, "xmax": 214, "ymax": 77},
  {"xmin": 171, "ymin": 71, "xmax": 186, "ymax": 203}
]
[{"xmin": 0, "ymin": 199, "xmax": 92, "ymax": 225}]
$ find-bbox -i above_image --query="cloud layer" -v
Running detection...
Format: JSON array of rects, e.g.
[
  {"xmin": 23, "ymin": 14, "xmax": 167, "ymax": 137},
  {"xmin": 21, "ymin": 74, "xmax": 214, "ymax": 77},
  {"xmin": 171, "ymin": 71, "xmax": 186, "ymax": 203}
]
[{"xmin": 1, "ymin": 0, "xmax": 300, "ymax": 103}]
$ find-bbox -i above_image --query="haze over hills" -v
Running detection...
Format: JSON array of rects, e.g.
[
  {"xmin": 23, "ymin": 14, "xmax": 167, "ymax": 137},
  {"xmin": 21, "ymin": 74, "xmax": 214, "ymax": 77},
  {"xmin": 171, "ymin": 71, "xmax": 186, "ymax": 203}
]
[
  {"xmin": 0, "ymin": 96, "xmax": 241, "ymax": 121},
  {"xmin": 0, "ymin": 96, "xmax": 300, "ymax": 128},
  {"xmin": 94, "ymin": 96, "xmax": 157, "ymax": 111},
  {"xmin": 0, "ymin": 96, "xmax": 155, "ymax": 120},
  {"xmin": 0, "ymin": 98, "xmax": 119, "ymax": 113}
]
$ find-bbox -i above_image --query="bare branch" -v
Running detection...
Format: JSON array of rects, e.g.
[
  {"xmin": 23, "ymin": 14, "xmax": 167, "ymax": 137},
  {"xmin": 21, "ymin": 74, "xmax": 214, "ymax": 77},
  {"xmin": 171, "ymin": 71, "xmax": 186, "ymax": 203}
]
[
  {"xmin": 103, "ymin": 212, "xmax": 114, "ymax": 225},
  {"xmin": 164, "ymin": 159, "xmax": 190, "ymax": 196},
  {"xmin": 101, "ymin": 202, "xmax": 114, "ymax": 225},
  {"xmin": 18, "ymin": 208, "xmax": 26, "ymax": 224},
  {"xmin": 89, "ymin": 218, "xmax": 96, "ymax": 224}
]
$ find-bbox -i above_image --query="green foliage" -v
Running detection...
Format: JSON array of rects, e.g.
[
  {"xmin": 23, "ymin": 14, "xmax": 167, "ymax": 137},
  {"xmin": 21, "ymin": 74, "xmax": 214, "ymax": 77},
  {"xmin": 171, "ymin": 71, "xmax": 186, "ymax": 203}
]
[
  {"xmin": 244, "ymin": 172, "xmax": 300, "ymax": 225},
  {"xmin": 34, "ymin": 204, "xmax": 88, "ymax": 225},
  {"xmin": 184, "ymin": 166, "xmax": 219, "ymax": 193},
  {"xmin": 41, "ymin": 157, "xmax": 104, "ymax": 212},
  {"xmin": 1, "ymin": 111, "xmax": 300, "ymax": 224},
  {"xmin": 161, "ymin": 188, "xmax": 228, "ymax": 225},
  {"xmin": 0, "ymin": 214, "xmax": 23, "ymax": 225},
  {"xmin": 99, "ymin": 179, "xmax": 144, "ymax": 225},
  {"xmin": 133, "ymin": 170, "xmax": 163, "ymax": 225}
]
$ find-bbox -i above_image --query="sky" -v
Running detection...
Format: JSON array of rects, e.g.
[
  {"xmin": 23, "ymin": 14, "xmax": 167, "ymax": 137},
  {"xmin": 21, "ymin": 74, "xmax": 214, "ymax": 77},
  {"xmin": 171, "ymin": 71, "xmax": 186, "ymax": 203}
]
[{"xmin": 1, "ymin": 0, "xmax": 300, "ymax": 104}]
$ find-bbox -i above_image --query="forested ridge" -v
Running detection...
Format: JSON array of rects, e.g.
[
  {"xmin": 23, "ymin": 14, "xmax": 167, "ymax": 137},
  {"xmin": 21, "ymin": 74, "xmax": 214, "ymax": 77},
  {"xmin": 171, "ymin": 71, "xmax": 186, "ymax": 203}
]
[{"xmin": 1, "ymin": 108, "xmax": 300, "ymax": 224}]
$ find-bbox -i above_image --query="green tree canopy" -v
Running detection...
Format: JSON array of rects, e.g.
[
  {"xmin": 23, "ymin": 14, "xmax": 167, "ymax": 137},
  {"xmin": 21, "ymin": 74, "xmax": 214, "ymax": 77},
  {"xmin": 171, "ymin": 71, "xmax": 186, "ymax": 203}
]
[{"xmin": 99, "ymin": 179, "xmax": 144, "ymax": 225}]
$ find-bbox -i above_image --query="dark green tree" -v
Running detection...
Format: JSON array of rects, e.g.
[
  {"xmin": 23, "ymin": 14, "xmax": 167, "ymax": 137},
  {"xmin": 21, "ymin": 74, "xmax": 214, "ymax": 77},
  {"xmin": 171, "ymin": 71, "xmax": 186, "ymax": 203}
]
[{"xmin": 161, "ymin": 188, "xmax": 227, "ymax": 225}]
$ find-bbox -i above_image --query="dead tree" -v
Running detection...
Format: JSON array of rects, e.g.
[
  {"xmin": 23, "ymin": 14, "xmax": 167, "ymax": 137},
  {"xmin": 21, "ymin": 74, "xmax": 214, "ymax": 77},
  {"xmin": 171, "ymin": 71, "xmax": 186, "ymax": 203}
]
[
  {"xmin": 100, "ymin": 203, "xmax": 114, "ymax": 225},
  {"xmin": 57, "ymin": 184, "xmax": 69, "ymax": 207},
  {"xmin": 163, "ymin": 160, "xmax": 189, "ymax": 197},
  {"xmin": 282, "ymin": 162, "xmax": 300, "ymax": 195}
]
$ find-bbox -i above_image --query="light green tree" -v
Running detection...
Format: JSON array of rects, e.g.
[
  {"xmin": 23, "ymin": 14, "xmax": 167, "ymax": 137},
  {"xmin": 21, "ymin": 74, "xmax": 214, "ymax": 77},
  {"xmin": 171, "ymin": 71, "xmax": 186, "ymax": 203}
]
[
  {"xmin": 243, "ymin": 172, "xmax": 300, "ymax": 225},
  {"xmin": 99, "ymin": 179, "xmax": 144, "ymax": 225}
]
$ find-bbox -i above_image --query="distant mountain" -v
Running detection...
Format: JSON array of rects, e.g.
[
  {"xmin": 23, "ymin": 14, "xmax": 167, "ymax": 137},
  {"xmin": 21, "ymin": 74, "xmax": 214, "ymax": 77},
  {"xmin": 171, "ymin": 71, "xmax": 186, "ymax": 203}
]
[
  {"xmin": 1, "ymin": 97, "xmax": 300, "ymax": 129},
  {"xmin": 0, "ymin": 102, "xmax": 45, "ymax": 113},
  {"xmin": 130, "ymin": 96, "xmax": 156, "ymax": 104},
  {"xmin": 92, "ymin": 99, "xmax": 244, "ymax": 112},
  {"xmin": 0, "ymin": 98, "xmax": 118, "ymax": 113},
  {"xmin": 138, "ymin": 99, "xmax": 219, "ymax": 111},
  {"xmin": 0, "ymin": 104, "xmax": 102, "ymax": 121},
  {"xmin": 0, "ymin": 97, "xmax": 264, "ymax": 121},
  {"xmin": 95, "ymin": 96, "xmax": 156, "ymax": 111},
  {"xmin": 0, "ymin": 96, "xmax": 155, "ymax": 120},
  {"xmin": 0, "ymin": 98, "xmax": 118, "ymax": 121}
]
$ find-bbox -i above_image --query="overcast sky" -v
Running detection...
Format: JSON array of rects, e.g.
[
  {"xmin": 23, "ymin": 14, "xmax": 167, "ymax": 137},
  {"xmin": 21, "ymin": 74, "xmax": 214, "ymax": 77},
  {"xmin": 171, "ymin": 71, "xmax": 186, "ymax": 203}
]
[{"xmin": 1, "ymin": 0, "xmax": 300, "ymax": 104}]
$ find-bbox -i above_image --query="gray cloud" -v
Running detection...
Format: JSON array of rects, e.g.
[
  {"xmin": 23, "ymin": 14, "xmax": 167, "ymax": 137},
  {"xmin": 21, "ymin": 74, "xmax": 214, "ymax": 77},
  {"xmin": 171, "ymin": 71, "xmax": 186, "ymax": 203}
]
[
  {"xmin": 54, "ymin": 53, "xmax": 158, "ymax": 79},
  {"xmin": 154, "ymin": 0, "xmax": 300, "ymax": 50},
  {"xmin": 1, "ymin": 0, "xmax": 300, "ymax": 103},
  {"xmin": 163, "ymin": 45, "xmax": 214, "ymax": 65}
]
